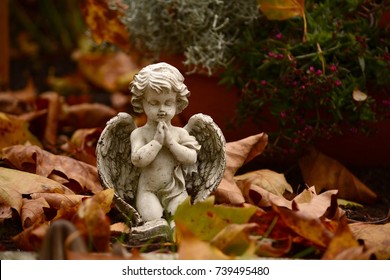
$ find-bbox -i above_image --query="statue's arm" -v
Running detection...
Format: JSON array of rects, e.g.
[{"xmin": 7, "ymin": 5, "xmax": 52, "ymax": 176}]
[{"xmin": 131, "ymin": 130, "xmax": 162, "ymax": 168}]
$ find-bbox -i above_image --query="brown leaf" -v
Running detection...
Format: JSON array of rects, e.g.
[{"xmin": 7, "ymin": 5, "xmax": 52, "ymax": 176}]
[
  {"xmin": 72, "ymin": 189, "xmax": 114, "ymax": 252},
  {"xmin": 298, "ymin": 147, "xmax": 377, "ymax": 204},
  {"xmin": 349, "ymin": 222, "xmax": 390, "ymax": 259},
  {"xmin": 61, "ymin": 128, "xmax": 102, "ymax": 166},
  {"xmin": 273, "ymin": 205, "xmax": 334, "ymax": 248},
  {"xmin": 61, "ymin": 103, "xmax": 117, "ymax": 129},
  {"xmin": 214, "ymin": 133, "xmax": 268, "ymax": 205},
  {"xmin": 79, "ymin": 0, "xmax": 131, "ymax": 50},
  {"xmin": 35, "ymin": 92, "xmax": 61, "ymax": 147},
  {"xmin": 0, "ymin": 113, "xmax": 42, "ymax": 154},
  {"xmin": 12, "ymin": 223, "xmax": 49, "ymax": 251},
  {"xmin": 21, "ymin": 197, "xmax": 50, "ymax": 229},
  {"xmin": 0, "ymin": 78, "xmax": 36, "ymax": 115},
  {"xmin": 2, "ymin": 145, "xmax": 103, "ymax": 194},
  {"xmin": 0, "ymin": 167, "xmax": 73, "ymax": 215}
]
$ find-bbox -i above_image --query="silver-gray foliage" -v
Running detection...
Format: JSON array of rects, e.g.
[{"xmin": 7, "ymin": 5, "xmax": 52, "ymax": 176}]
[{"xmin": 109, "ymin": 0, "xmax": 259, "ymax": 74}]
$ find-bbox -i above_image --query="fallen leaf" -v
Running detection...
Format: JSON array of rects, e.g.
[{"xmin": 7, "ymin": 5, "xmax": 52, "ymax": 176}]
[
  {"xmin": 273, "ymin": 205, "xmax": 334, "ymax": 248},
  {"xmin": 211, "ymin": 223, "xmax": 259, "ymax": 257},
  {"xmin": 322, "ymin": 216, "xmax": 360, "ymax": 259},
  {"xmin": 0, "ymin": 204, "xmax": 13, "ymax": 221},
  {"xmin": 349, "ymin": 222, "xmax": 390, "ymax": 259},
  {"xmin": 72, "ymin": 189, "xmax": 114, "ymax": 252},
  {"xmin": 258, "ymin": 0, "xmax": 305, "ymax": 20},
  {"xmin": 12, "ymin": 223, "xmax": 49, "ymax": 251},
  {"xmin": 0, "ymin": 78, "xmax": 36, "ymax": 115},
  {"xmin": 2, "ymin": 145, "xmax": 103, "ymax": 194},
  {"xmin": 176, "ymin": 222, "xmax": 231, "ymax": 260},
  {"xmin": 255, "ymin": 237, "xmax": 293, "ymax": 258},
  {"xmin": 61, "ymin": 128, "xmax": 102, "ymax": 166},
  {"xmin": 36, "ymin": 92, "xmax": 61, "ymax": 146},
  {"xmin": 174, "ymin": 196, "xmax": 258, "ymax": 242},
  {"xmin": 0, "ymin": 167, "xmax": 73, "ymax": 215},
  {"xmin": 61, "ymin": 103, "xmax": 117, "ymax": 129},
  {"xmin": 214, "ymin": 133, "xmax": 268, "ymax": 205},
  {"xmin": 21, "ymin": 197, "xmax": 50, "ymax": 229},
  {"xmin": 0, "ymin": 113, "xmax": 42, "ymax": 154},
  {"xmin": 298, "ymin": 147, "xmax": 377, "ymax": 204}
]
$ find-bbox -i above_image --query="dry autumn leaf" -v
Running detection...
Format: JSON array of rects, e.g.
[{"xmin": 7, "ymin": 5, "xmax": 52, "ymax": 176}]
[
  {"xmin": 176, "ymin": 222, "xmax": 231, "ymax": 260},
  {"xmin": 72, "ymin": 189, "xmax": 114, "ymax": 252},
  {"xmin": 174, "ymin": 196, "xmax": 258, "ymax": 242},
  {"xmin": 2, "ymin": 145, "xmax": 103, "ymax": 194},
  {"xmin": 298, "ymin": 147, "xmax": 377, "ymax": 204},
  {"xmin": 349, "ymin": 222, "xmax": 390, "ymax": 259},
  {"xmin": 61, "ymin": 128, "xmax": 102, "ymax": 166},
  {"xmin": 0, "ymin": 167, "xmax": 73, "ymax": 215},
  {"xmin": 214, "ymin": 133, "xmax": 268, "ymax": 205},
  {"xmin": 0, "ymin": 113, "xmax": 42, "ymax": 154}
]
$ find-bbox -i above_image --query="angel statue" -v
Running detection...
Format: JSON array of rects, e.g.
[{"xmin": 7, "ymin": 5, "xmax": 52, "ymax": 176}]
[{"xmin": 96, "ymin": 62, "xmax": 226, "ymax": 243}]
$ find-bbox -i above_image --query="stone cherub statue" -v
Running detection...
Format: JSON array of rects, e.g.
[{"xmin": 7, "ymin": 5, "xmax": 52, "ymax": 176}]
[{"xmin": 96, "ymin": 62, "xmax": 226, "ymax": 242}]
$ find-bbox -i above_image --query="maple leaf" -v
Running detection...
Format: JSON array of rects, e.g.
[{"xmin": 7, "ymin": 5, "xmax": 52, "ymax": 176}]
[{"xmin": 299, "ymin": 147, "xmax": 377, "ymax": 204}]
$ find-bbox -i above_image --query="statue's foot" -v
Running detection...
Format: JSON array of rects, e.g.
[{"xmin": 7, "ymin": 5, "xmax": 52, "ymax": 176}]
[{"xmin": 128, "ymin": 219, "xmax": 172, "ymax": 245}]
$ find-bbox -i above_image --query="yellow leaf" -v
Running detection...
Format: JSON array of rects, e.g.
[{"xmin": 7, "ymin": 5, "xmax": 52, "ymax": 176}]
[{"xmin": 258, "ymin": 0, "xmax": 305, "ymax": 20}]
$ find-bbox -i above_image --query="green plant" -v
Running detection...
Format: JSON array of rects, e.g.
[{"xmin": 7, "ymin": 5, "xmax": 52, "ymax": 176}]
[{"xmin": 221, "ymin": 0, "xmax": 390, "ymax": 155}]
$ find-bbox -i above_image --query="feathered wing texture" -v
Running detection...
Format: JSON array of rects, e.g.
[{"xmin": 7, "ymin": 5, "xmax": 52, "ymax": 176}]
[
  {"xmin": 96, "ymin": 112, "xmax": 142, "ymax": 225},
  {"xmin": 184, "ymin": 113, "xmax": 226, "ymax": 203}
]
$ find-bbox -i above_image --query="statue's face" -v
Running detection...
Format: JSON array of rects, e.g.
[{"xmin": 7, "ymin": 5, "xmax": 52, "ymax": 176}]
[{"xmin": 142, "ymin": 89, "xmax": 177, "ymax": 123}]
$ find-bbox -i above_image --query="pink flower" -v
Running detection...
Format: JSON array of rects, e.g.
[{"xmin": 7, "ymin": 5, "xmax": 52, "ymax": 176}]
[
  {"xmin": 330, "ymin": 64, "xmax": 337, "ymax": 72},
  {"xmin": 335, "ymin": 80, "xmax": 342, "ymax": 87},
  {"xmin": 309, "ymin": 66, "xmax": 315, "ymax": 72},
  {"xmin": 261, "ymin": 80, "xmax": 267, "ymax": 86},
  {"xmin": 275, "ymin": 33, "xmax": 283, "ymax": 40},
  {"xmin": 268, "ymin": 51, "xmax": 275, "ymax": 58},
  {"xmin": 316, "ymin": 69, "xmax": 322, "ymax": 75}
]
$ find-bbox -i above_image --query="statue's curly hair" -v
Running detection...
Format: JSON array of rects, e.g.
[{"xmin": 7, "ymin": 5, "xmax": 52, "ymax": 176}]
[{"xmin": 130, "ymin": 62, "xmax": 190, "ymax": 114}]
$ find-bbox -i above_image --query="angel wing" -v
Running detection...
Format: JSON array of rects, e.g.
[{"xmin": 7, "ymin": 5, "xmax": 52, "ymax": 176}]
[
  {"xmin": 96, "ymin": 112, "xmax": 142, "ymax": 225},
  {"xmin": 184, "ymin": 113, "xmax": 226, "ymax": 203}
]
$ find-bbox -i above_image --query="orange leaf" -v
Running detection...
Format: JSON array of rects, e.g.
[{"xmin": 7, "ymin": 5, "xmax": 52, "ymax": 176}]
[
  {"xmin": 298, "ymin": 147, "xmax": 377, "ymax": 204},
  {"xmin": 273, "ymin": 205, "xmax": 334, "ymax": 248},
  {"xmin": 258, "ymin": 0, "xmax": 305, "ymax": 20},
  {"xmin": 21, "ymin": 197, "xmax": 49, "ymax": 229},
  {"xmin": 322, "ymin": 217, "xmax": 360, "ymax": 260},
  {"xmin": 214, "ymin": 133, "xmax": 268, "ymax": 205},
  {"xmin": 2, "ymin": 145, "xmax": 103, "ymax": 194}
]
